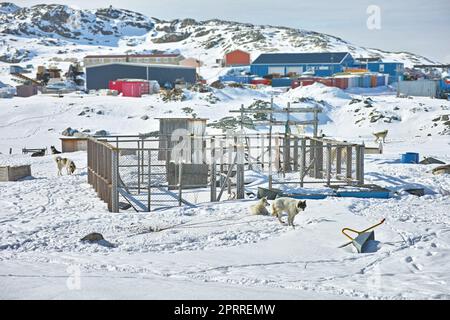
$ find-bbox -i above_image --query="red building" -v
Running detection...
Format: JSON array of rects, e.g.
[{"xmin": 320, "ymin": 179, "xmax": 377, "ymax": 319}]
[{"xmin": 223, "ymin": 50, "xmax": 251, "ymax": 67}]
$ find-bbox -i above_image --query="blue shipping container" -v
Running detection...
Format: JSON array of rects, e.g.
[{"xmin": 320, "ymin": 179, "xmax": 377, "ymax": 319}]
[
  {"xmin": 401, "ymin": 152, "xmax": 419, "ymax": 164},
  {"xmin": 376, "ymin": 75, "xmax": 385, "ymax": 87},
  {"xmin": 362, "ymin": 75, "xmax": 372, "ymax": 88},
  {"xmin": 271, "ymin": 78, "xmax": 293, "ymax": 87},
  {"xmin": 219, "ymin": 75, "xmax": 255, "ymax": 84}
]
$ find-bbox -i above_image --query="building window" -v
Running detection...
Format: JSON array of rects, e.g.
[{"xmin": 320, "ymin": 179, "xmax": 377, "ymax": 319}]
[{"xmin": 379, "ymin": 64, "xmax": 385, "ymax": 72}]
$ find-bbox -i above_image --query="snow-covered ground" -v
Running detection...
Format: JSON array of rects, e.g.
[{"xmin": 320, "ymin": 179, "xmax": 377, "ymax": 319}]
[{"xmin": 0, "ymin": 83, "xmax": 449, "ymax": 299}]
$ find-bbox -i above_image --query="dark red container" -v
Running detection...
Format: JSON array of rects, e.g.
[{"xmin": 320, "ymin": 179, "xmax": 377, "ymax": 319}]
[
  {"xmin": 251, "ymin": 78, "xmax": 271, "ymax": 85},
  {"xmin": 333, "ymin": 77, "xmax": 348, "ymax": 89},
  {"xmin": 317, "ymin": 78, "xmax": 333, "ymax": 87},
  {"xmin": 291, "ymin": 79, "xmax": 315, "ymax": 89},
  {"xmin": 122, "ymin": 82, "xmax": 143, "ymax": 97},
  {"xmin": 109, "ymin": 80, "xmax": 123, "ymax": 92}
]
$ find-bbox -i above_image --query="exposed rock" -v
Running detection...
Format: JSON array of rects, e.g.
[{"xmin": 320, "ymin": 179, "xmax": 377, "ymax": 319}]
[
  {"xmin": 61, "ymin": 127, "xmax": 79, "ymax": 136},
  {"xmin": 152, "ymin": 32, "xmax": 191, "ymax": 43},
  {"xmin": 210, "ymin": 80, "xmax": 225, "ymax": 89},
  {"xmin": 80, "ymin": 232, "xmax": 104, "ymax": 242},
  {"xmin": 160, "ymin": 88, "xmax": 186, "ymax": 102},
  {"xmin": 94, "ymin": 130, "xmax": 108, "ymax": 136},
  {"xmin": 199, "ymin": 93, "xmax": 220, "ymax": 104}
]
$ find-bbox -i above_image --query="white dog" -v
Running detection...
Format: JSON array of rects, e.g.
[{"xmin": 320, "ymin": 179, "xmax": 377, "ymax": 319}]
[
  {"xmin": 55, "ymin": 156, "xmax": 76, "ymax": 176},
  {"xmin": 249, "ymin": 197, "xmax": 270, "ymax": 215},
  {"xmin": 373, "ymin": 129, "xmax": 388, "ymax": 143},
  {"xmin": 271, "ymin": 197, "xmax": 307, "ymax": 227}
]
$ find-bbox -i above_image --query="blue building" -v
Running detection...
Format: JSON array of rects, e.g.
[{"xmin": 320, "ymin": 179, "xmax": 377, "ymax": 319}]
[
  {"xmin": 250, "ymin": 52, "xmax": 354, "ymax": 78},
  {"xmin": 354, "ymin": 60, "xmax": 404, "ymax": 83},
  {"xmin": 85, "ymin": 63, "xmax": 196, "ymax": 91}
]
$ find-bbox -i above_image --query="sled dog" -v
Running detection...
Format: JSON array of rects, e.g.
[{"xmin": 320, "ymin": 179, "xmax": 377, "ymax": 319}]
[
  {"xmin": 55, "ymin": 156, "xmax": 76, "ymax": 176},
  {"xmin": 271, "ymin": 197, "xmax": 307, "ymax": 227},
  {"xmin": 373, "ymin": 129, "xmax": 388, "ymax": 143},
  {"xmin": 50, "ymin": 145, "xmax": 61, "ymax": 154},
  {"xmin": 249, "ymin": 197, "xmax": 270, "ymax": 215}
]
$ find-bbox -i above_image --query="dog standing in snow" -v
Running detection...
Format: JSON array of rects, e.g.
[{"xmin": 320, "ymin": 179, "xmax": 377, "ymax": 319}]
[
  {"xmin": 249, "ymin": 197, "xmax": 270, "ymax": 215},
  {"xmin": 55, "ymin": 156, "xmax": 76, "ymax": 176},
  {"xmin": 373, "ymin": 129, "xmax": 388, "ymax": 143},
  {"xmin": 271, "ymin": 197, "xmax": 307, "ymax": 228}
]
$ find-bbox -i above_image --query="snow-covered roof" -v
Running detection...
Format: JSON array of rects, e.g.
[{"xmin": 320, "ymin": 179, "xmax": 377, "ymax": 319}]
[
  {"xmin": 85, "ymin": 62, "xmax": 196, "ymax": 70},
  {"xmin": 252, "ymin": 52, "xmax": 351, "ymax": 65}
]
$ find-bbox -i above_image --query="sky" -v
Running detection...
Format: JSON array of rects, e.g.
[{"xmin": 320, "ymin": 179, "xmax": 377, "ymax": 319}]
[{"xmin": 13, "ymin": 0, "xmax": 450, "ymax": 63}]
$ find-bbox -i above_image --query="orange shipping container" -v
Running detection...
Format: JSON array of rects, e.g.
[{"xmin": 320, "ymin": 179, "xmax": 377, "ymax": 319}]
[{"xmin": 371, "ymin": 75, "xmax": 377, "ymax": 87}]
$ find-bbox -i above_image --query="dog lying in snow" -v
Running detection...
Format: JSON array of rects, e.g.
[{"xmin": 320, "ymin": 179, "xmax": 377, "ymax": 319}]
[
  {"xmin": 373, "ymin": 129, "xmax": 388, "ymax": 143},
  {"xmin": 249, "ymin": 197, "xmax": 270, "ymax": 215},
  {"xmin": 271, "ymin": 197, "xmax": 307, "ymax": 228},
  {"xmin": 54, "ymin": 156, "xmax": 76, "ymax": 176},
  {"xmin": 50, "ymin": 145, "xmax": 61, "ymax": 154}
]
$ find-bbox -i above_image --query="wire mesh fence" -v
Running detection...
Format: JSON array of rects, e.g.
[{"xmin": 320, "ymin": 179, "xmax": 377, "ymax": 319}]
[{"xmin": 87, "ymin": 133, "xmax": 365, "ymax": 212}]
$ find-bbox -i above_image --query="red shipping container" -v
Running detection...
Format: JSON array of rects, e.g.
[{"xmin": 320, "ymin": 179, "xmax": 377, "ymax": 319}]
[
  {"xmin": 370, "ymin": 75, "xmax": 377, "ymax": 88},
  {"xmin": 251, "ymin": 78, "xmax": 271, "ymax": 85},
  {"xmin": 122, "ymin": 82, "xmax": 143, "ymax": 97},
  {"xmin": 291, "ymin": 79, "xmax": 315, "ymax": 89},
  {"xmin": 317, "ymin": 78, "xmax": 333, "ymax": 87},
  {"xmin": 109, "ymin": 80, "xmax": 123, "ymax": 92},
  {"xmin": 333, "ymin": 77, "xmax": 348, "ymax": 89}
]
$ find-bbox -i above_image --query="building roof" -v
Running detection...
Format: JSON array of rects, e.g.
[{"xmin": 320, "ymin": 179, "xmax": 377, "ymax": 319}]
[
  {"xmin": 85, "ymin": 62, "xmax": 196, "ymax": 70},
  {"xmin": 252, "ymin": 52, "xmax": 350, "ymax": 65},
  {"xmin": 225, "ymin": 49, "xmax": 250, "ymax": 56},
  {"xmin": 355, "ymin": 57, "xmax": 382, "ymax": 62},
  {"xmin": 155, "ymin": 117, "xmax": 209, "ymax": 121},
  {"xmin": 84, "ymin": 53, "xmax": 182, "ymax": 59}
]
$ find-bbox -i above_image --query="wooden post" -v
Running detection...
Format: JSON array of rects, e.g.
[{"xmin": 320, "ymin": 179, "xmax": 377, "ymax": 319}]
[
  {"xmin": 137, "ymin": 140, "xmax": 141, "ymax": 194},
  {"xmin": 346, "ymin": 146, "xmax": 353, "ymax": 183},
  {"xmin": 326, "ymin": 143, "xmax": 332, "ymax": 186},
  {"xmin": 355, "ymin": 145, "xmax": 361, "ymax": 186},
  {"xmin": 356, "ymin": 144, "xmax": 365, "ymax": 185},
  {"xmin": 259, "ymin": 133, "xmax": 264, "ymax": 170},
  {"xmin": 240, "ymin": 104, "xmax": 244, "ymax": 130},
  {"xmin": 336, "ymin": 146, "xmax": 342, "ymax": 177},
  {"xmin": 300, "ymin": 138, "xmax": 306, "ymax": 187},
  {"xmin": 178, "ymin": 162, "xmax": 183, "ymax": 206},
  {"xmin": 283, "ymin": 102, "xmax": 291, "ymax": 173},
  {"xmin": 111, "ymin": 149, "xmax": 119, "ymax": 213},
  {"xmin": 236, "ymin": 140, "xmax": 245, "ymax": 199},
  {"xmin": 293, "ymin": 137, "xmax": 299, "ymax": 172},
  {"xmin": 315, "ymin": 140, "xmax": 323, "ymax": 179},
  {"xmin": 309, "ymin": 139, "xmax": 315, "ymax": 178},
  {"xmin": 147, "ymin": 150, "xmax": 151, "ymax": 212},
  {"xmin": 210, "ymin": 137, "xmax": 217, "ymax": 202},
  {"xmin": 313, "ymin": 109, "xmax": 319, "ymax": 138}
]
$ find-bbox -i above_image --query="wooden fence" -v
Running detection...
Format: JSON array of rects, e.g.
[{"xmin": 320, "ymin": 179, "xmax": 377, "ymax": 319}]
[{"xmin": 87, "ymin": 138, "xmax": 118, "ymax": 212}]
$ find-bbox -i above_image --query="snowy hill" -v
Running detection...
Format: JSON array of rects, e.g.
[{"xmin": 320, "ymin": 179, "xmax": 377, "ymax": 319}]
[{"xmin": 0, "ymin": 2, "xmax": 437, "ymax": 69}]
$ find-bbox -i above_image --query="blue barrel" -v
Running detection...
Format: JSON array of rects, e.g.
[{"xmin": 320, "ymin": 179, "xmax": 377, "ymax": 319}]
[{"xmin": 401, "ymin": 152, "xmax": 419, "ymax": 164}]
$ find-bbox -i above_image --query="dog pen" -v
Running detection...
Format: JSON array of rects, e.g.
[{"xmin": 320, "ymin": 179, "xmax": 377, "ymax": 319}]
[{"xmin": 87, "ymin": 132, "xmax": 365, "ymax": 213}]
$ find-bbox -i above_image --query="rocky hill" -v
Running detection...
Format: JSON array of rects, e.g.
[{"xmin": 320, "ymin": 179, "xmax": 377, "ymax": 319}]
[{"xmin": 0, "ymin": 2, "xmax": 437, "ymax": 67}]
